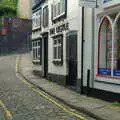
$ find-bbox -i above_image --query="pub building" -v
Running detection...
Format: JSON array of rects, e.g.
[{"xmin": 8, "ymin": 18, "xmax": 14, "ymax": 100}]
[
  {"xmin": 32, "ymin": 0, "xmax": 81, "ymax": 87},
  {"xmin": 47, "ymin": 0, "xmax": 82, "ymax": 86},
  {"xmin": 32, "ymin": 0, "xmax": 42, "ymax": 71}
]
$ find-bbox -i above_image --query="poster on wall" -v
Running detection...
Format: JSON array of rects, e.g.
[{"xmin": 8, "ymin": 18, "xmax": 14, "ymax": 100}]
[
  {"xmin": 114, "ymin": 69, "xmax": 120, "ymax": 76},
  {"xmin": 98, "ymin": 68, "xmax": 111, "ymax": 75}
]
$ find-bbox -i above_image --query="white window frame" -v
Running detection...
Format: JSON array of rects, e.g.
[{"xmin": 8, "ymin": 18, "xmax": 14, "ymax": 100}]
[
  {"xmin": 52, "ymin": 0, "xmax": 66, "ymax": 20},
  {"xmin": 32, "ymin": 9, "xmax": 41, "ymax": 29},
  {"xmin": 53, "ymin": 36, "xmax": 62, "ymax": 62},
  {"xmin": 32, "ymin": 40, "xmax": 40, "ymax": 63}
]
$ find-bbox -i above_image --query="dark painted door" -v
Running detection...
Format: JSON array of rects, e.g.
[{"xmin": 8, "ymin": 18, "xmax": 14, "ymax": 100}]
[
  {"xmin": 43, "ymin": 33, "xmax": 48, "ymax": 78},
  {"xmin": 66, "ymin": 31, "xmax": 77, "ymax": 86}
]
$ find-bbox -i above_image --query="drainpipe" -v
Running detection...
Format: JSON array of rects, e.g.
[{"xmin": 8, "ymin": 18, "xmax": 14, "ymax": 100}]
[
  {"xmin": 91, "ymin": 8, "xmax": 95, "ymax": 89},
  {"xmin": 80, "ymin": 7, "xmax": 84, "ymax": 94}
]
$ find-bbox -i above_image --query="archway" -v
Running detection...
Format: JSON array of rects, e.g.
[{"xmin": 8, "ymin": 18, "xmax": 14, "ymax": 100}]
[{"xmin": 98, "ymin": 16, "xmax": 112, "ymax": 75}]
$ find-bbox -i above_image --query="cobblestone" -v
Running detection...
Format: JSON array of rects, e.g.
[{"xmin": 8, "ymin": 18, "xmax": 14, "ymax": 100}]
[{"xmin": 0, "ymin": 55, "xmax": 92, "ymax": 120}]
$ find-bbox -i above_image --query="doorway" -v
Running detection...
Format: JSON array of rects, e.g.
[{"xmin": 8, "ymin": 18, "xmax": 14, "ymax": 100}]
[
  {"xmin": 66, "ymin": 31, "xmax": 77, "ymax": 86},
  {"xmin": 43, "ymin": 33, "xmax": 48, "ymax": 78}
]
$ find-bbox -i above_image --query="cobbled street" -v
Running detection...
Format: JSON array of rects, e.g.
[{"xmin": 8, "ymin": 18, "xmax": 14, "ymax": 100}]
[{"xmin": 0, "ymin": 55, "xmax": 94, "ymax": 120}]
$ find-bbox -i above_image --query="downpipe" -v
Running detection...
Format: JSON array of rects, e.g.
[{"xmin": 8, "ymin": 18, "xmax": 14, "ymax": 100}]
[{"xmin": 80, "ymin": 7, "xmax": 84, "ymax": 94}]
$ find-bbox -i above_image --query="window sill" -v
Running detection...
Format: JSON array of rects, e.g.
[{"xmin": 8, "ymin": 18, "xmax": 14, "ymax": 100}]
[
  {"xmin": 53, "ymin": 60, "xmax": 63, "ymax": 66},
  {"xmin": 52, "ymin": 12, "xmax": 66, "ymax": 22},
  {"xmin": 32, "ymin": 60, "xmax": 41, "ymax": 65},
  {"xmin": 53, "ymin": 12, "xmax": 65, "ymax": 20},
  {"xmin": 95, "ymin": 74, "xmax": 120, "ymax": 85},
  {"xmin": 32, "ymin": 27, "xmax": 41, "ymax": 31}
]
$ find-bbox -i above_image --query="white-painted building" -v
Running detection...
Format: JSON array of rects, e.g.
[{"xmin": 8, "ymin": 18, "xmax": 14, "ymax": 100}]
[{"xmin": 32, "ymin": 0, "xmax": 120, "ymax": 101}]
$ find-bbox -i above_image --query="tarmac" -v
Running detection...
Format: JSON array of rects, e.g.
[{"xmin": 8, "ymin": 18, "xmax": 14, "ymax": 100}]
[{"xmin": 19, "ymin": 53, "xmax": 120, "ymax": 120}]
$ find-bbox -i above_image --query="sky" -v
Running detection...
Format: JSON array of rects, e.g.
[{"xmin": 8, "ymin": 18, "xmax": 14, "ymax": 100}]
[
  {"xmin": 0, "ymin": 0, "xmax": 32, "ymax": 19},
  {"xmin": 17, "ymin": 0, "xmax": 32, "ymax": 19}
]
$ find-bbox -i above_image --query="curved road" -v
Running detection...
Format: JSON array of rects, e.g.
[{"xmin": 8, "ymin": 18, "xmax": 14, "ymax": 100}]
[{"xmin": 0, "ymin": 55, "xmax": 94, "ymax": 120}]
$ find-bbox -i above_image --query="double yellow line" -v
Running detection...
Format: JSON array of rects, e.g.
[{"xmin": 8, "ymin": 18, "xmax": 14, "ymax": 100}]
[
  {"xmin": 16, "ymin": 56, "xmax": 88, "ymax": 120},
  {"xmin": 0, "ymin": 100, "xmax": 13, "ymax": 120}
]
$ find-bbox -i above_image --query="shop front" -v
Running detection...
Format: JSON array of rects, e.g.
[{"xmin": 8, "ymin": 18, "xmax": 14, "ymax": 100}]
[{"xmin": 94, "ymin": 0, "xmax": 120, "ymax": 99}]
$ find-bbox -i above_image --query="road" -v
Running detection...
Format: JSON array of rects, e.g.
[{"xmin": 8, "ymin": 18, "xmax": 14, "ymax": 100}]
[{"xmin": 0, "ymin": 55, "xmax": 94, "ymax": 120}]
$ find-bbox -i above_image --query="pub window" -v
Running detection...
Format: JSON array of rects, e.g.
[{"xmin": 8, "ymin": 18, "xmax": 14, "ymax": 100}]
[
  {"xmin": 37, "ymin": 9, "xmax": 41, "ymax": 28},
  {"xmin": 52, "ymin": 0, "xmax": 66, "ymax": 20},
  {"xmin": 53, "ymin": 35, "xmax": 63, "ymax": 64},
  {"xmin": 98, "ymin": 17, "xmax": 112, "ymax": 76},
  {"xmin": 32, "ymin": 40, "xmax": 42, "ymax": 64},
  {"xmin": 43, "ymin": 6, "xmax": 48, "ymax": 27}
]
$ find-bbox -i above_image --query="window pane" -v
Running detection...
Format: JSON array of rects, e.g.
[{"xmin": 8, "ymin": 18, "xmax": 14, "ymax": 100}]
[
  {"xmin": 43, "ymin": 6, "xmax": 48, "ymax": 27},
  {"xmin": 36, "ymin": 48, "xmax": 37, "ymax": 59},
  {"xmin": 36, "ymin": 42, "xmax": 37, "ymax": 46},
  {"xmin": 62, "ymin": 0, "xmax": 65, "ymax": 13},
  {"xmin": 33, "ymin": 49, "xmax": 35, "ymax": 59},
  {"xmin": 56, "ymin": 3, "xmax": 58, "ymax": 17},
  {"xmin": 38, "ymin": 41, "xmax": 40, "ymax": 46},
  {"xmin": 38, "ymin": 48, "xmax": 40, "ymax": 59},
  {"xmin": 54, "ymin": 39, "xmax": 57, "ymax": 44},
  {"xmin": 60, "ymin": 0, "xmax": 63, "ymax": 14},
  {"xmin": 112, "ymin": 18, "xmax": 120, "ymax": 76},
  {"xmin": 53, "ymin": 35, "xmax": 63, "ymax": 61},
  {"xmin": 98, "ymin": 18, "xmax": 112, "ymax": 75},
  {"xmin": 58, "ymin": 37, "xmax": 61, "ymax": 44},
  {"xmin": 58, "ymin": 2, "xmax": 60, "ymax": 15},
  {"xmin": 54, "ymin": 47, "xmax": 57, "ymax": 59},
  {"xmin": 58, "ymin": 46, "xmax": 61, "ymax": 59},
  {"xmin": 106, "ymin": 23, "xmax": 112, "ymax": 68},
  {"xmin": 32, "ymin": 42, "xmax": 34, "ymax": 47},
  {"xmin": 54, "ymin": 5, "xmax": 56, "ymax": 17}
]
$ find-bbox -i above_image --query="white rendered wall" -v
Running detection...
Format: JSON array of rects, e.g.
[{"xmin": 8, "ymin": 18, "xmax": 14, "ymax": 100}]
[
  {"xmin": 48, "ymin": 0, "xmax": 81, "ymax": 76},
  {"xmin": 82, "ymin": 8, "xmax": 94, "ymax": 87}
]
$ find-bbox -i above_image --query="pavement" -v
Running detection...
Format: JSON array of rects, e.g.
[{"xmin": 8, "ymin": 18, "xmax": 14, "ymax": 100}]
[
  {"xmin": 19, "ymin": 53, "xmax": 120, "ymax": 120},
  {"xmin": 0, "ymin": 54, "xmax": 91, "ymax": 120}
]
